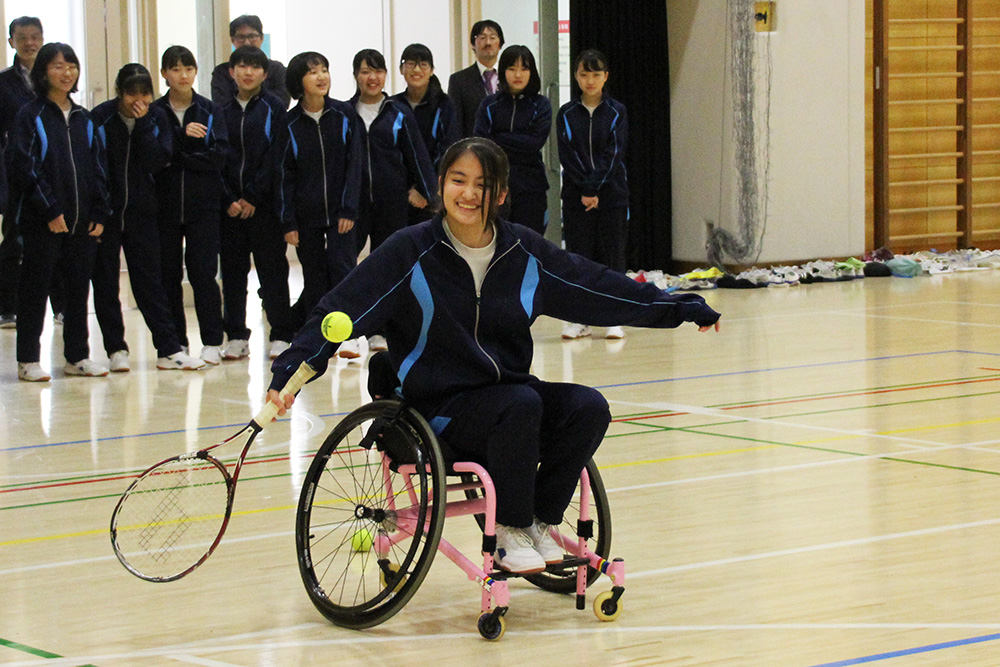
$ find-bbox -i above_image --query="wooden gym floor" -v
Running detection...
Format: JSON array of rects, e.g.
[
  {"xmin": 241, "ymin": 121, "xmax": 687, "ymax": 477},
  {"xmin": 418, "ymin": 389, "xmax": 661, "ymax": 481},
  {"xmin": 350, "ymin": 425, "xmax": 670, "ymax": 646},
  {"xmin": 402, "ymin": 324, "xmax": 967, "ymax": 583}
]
[{"xmin": 2, "ymin": 269, "xmax": 1000, "ymax": 666}]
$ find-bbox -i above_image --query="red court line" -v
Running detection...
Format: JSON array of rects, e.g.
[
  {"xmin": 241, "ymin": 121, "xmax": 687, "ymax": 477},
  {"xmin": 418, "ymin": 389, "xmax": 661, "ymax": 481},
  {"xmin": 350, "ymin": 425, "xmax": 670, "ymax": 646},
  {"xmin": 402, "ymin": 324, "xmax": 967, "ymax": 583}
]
[{"xmin": 612, "ymin": 375, "xmax": 1000, "ymax": 423}]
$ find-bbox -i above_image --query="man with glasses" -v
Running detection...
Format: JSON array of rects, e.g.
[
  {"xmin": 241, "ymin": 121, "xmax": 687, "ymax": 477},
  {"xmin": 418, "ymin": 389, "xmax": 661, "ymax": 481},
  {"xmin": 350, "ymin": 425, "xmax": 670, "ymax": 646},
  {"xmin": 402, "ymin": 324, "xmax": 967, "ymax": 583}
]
[
  {"xmin": 211, "ymin": 15, "xmax": 290, "ymax": 107},
  {"xmin": 0, "ymin": 16, "xmax": 45, "ymax": 329},
  {"xmin": 447, "ymin": 19, "xmax": 504, "ymax": 138}
]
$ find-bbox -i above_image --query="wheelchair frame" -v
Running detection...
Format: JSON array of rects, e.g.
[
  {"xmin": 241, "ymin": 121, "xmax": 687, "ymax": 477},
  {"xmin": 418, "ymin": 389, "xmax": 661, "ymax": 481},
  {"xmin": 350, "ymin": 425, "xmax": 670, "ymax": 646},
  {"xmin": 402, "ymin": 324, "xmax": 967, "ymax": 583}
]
[{"xmin": 295, "ymin": 399, "xmax": 625, "ymax": 640}]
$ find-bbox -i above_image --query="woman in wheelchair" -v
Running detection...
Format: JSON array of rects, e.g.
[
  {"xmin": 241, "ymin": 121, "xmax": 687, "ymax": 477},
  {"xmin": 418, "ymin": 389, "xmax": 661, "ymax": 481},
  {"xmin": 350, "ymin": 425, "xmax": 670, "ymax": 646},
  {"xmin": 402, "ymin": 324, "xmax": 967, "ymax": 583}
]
[{"xmin": 267, "ymin": 136, "xmax": 720, "ymax": 575}]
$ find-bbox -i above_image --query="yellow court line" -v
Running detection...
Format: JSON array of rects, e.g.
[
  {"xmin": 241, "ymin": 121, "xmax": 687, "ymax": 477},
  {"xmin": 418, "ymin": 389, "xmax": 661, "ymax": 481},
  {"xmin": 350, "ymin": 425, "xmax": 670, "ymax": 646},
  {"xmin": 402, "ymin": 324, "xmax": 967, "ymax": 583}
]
[
  {"xmin": 797, "ymin": 415, "xmax": 1000, "ymax": 446},
  {"xmin": 598, "ymin": 445, "xmax": 778, "ymax": 470}
]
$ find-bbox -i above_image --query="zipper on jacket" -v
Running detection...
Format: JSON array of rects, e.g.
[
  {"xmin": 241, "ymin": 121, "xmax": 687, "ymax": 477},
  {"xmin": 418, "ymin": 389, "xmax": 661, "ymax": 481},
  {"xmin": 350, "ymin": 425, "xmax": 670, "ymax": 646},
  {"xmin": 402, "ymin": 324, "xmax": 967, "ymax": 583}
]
[
  {"xmin": 66, "ymin": 116, "xmax": 80, "ymax": 234},
  {"xmin": 121, "ymin": 128, "xmax": 132, "ymax": 230},
  {"xmin": 365, "ymin": 131, "xmax": 374, "ymax": 203},
  {"xmin": 509, "ymin": 97, "xmax": 517, "ymax": 133},
  {"xmin": 239, "ymin": 111, "xmax": 247, "ymax": 195},
  {"xmin": 588, "ymin": 114, "xmax": 596, "ymax": 169},
  {"xmin": 317, "ymin": 117, "xmax": 331, "ymax": 225}
]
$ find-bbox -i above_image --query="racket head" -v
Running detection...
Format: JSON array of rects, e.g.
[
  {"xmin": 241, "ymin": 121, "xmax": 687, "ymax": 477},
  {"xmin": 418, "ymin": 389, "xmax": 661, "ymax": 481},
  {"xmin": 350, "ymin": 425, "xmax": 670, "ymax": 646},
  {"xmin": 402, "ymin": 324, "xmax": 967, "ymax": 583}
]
[{"xmin": 110, "ymin": 451, "xmax": 235, "ymax": 582}]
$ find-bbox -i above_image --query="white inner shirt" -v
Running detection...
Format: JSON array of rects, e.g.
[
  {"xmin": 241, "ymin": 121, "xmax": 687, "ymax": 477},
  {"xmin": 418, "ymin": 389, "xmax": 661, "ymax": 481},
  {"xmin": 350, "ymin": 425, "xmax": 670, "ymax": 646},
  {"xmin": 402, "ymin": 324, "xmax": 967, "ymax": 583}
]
[
  {"xmin": 442, "ymin": 221, "xmax": 496, "ymax": 293},
  {"xmin": 169, "ymin": 102, "xmax": 189, "ymax": 128},
  {"xmin": 304, "ymin": 108, "xmax": 323, "ymax": 122},
  {"xmin": 119, "ymin": 113, "xmax": 136, "ymax": 133},
  {"xmin": 357, "ymin": 101, "xmax": 381, "ymax": 130}
]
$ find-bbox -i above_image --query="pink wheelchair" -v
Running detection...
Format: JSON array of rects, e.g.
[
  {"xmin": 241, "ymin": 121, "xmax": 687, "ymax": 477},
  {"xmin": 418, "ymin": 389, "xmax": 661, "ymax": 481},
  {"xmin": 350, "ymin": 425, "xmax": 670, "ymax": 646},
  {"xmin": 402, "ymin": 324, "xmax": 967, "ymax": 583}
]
[{"xmin": 295, "ymin": 399, "xmax": 625, "ymax": 639}]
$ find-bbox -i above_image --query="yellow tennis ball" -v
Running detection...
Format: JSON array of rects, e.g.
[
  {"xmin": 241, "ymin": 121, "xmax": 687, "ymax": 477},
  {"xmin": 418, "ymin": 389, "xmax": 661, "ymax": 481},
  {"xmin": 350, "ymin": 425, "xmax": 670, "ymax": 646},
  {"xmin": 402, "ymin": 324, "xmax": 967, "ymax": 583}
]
[
  {"xmin": 351, "ymin": 528, "xmax": 374, "ymax": 552},
  {"xmin": 321, "ymin": 311, "xmax": 353, "ymax": 343}
]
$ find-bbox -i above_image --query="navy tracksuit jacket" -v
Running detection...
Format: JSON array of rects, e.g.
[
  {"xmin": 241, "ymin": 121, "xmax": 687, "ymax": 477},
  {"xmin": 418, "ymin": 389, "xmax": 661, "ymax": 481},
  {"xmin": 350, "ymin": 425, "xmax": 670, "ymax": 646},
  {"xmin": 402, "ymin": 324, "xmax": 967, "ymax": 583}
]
[
  {"xmin": 0, "ymin": 58, "xmax": 35, "ymax": 316},
  {"xmin": 270, "ymin": 214, "xmax": 721, "ymax": 412},
  {"xmin": 220, "ymin": 90, "xmax": 293, "ymax": 342},
  {"xmin": 556, "ymin": 96, "xmax": 629, "ymax": 212},
  {"xmin": 350, "ymin": 92, "xmax": 437, "ymax": 250},
  {"xmin": 91, "ymin": 100, "xmax": 186, "ymax": 357},
  {"xmin": 8, "ymin": 97, "xmax": 111, "ymax": 363},
  {"xmin": 150, "ymin": 91, "xmax": 228, "ymax": 348}
]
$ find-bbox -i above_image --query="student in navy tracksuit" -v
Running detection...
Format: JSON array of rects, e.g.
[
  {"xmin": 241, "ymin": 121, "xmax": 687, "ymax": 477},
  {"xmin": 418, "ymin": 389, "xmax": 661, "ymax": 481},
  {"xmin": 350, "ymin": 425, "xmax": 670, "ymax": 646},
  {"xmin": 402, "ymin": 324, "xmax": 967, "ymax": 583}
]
[
  {"xmin": 152, "ymin": 46, "xmax": 228, "ymax": 366},
  {"xmin": 219, "ymin": 46, "xmax": 293, "ymax": 361},
  {"xmin": 390, "ymin": 43, "xmax": 459, "ymax": 225},
  {"xmin": 0, "ymin": 16, "xmax": 45, "ymax": 328},
  {"xmin": 92, "ymin": 64, "xmax": 206, "ymax": 373},
  {"xmin": 10, "ymin": 43, "xmax": 112, "ymax": 381},
  {"xmin": 557, "ymin": 49, "xmax": 630, "ymax": 341},
  {"xmin": 351, "ymin": 49, "xmax": 437, "ymax": 253},
  {"xmin": 474, "ymin": 45, "xmax": 551, "ymax": 236},
  {"xmin": 267, "ymin": 137, "xmax": 721, "ymax": 574},
  {"xmin": 277, "ymin": 51, "xmax": 362, "ymax": 338}
]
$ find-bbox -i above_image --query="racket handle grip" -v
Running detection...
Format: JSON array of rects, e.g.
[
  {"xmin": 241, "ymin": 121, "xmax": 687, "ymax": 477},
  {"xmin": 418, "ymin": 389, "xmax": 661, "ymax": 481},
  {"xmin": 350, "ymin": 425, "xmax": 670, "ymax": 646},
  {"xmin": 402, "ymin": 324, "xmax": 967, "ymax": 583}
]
[{"xmin": 253, "ymin": 361, "xmax": 316, "ymax": 427}]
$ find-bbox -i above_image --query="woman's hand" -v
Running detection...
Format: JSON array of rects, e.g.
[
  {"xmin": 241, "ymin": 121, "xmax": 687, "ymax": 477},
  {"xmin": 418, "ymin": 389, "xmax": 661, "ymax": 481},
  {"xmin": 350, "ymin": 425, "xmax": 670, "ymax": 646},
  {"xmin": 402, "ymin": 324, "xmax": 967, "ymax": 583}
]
[
  {"xmin": 185, "ymin": 122, "xmax": 208, "ymax": 138},
  {"xmin": 48, "ymin": 215, "xmax": 68, "ymax": 233},
  {"xmin": 132, "ymin": 99, "xmax": 149, "ymax": 119},
  {"xmin": 237, "ymin": 199, "xmax": 256, "ymax": 219},
  {"xmin": 581, "ymin": 196, "xmax": 599, "ymax": 211},
  {"xmin": 285, "ymin": 230, "xmax": 299, "ymax": 246},
  {"xmin": 698, "ymin": 321, "xmax": 720, "ymax": 333},
  {"xmin": 408, "ymin": 187, "xmax": 428, "ymax": 209},
  {"xmin": 88, "ymin": 222, "xmax": 104, "ymax": 237},
  {"xmin": 338, "ymin": 218, "xmax": 354, "ymax": 234},
  {"xmin": 227, "ymin": 202, "xmax": 243, "ymax": 218},
  {"xmin": 266, "ymin": 389, "xmax": 295, "ymax": 417}
]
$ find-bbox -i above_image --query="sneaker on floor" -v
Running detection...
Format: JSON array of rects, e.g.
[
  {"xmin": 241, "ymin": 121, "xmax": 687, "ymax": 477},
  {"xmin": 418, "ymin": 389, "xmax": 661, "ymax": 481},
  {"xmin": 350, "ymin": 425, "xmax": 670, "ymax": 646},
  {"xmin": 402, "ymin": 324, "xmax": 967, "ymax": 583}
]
[
  {"xmin": 561, "ymin": 322, "xmax": 592, "ymax": 340},
  {"xmin": 524, "ymin": 518, "xmax": 565, "ymax": 564},
  {"xmin": 337, "ymin": 338, "xmax": 362, "ymax": 359},
  {"xmin": 157, "ymin": 351, "xmax": 207, "ymax": 371},
  {"xmin": 64, "ymin": 359, "xmax": 109, "ymax": 377},
  {"xmin": 0, "ymin": 313, "xmax": 15, "ymax": 329},
  {"xmin": 109, "ymin": 350, "xmax": 130, "ymax": 373},
  {"xmin": 222, "ymin": 339, "xmax": 250, "ymax": 360},
  {"xmin": 368, "ymin": 334, "xmax": 388, "ymax": 352},
  {"xmin": 493, "ymin": 523, "xmax": 546, "ymax": 574},
  {"xmin": 605, "ymin": 326, "xmax": 626, "ymax": 340},
  {"xmin": 200, "ymin": 345, "xmax": 222, "ymax": 365},
  {"xmin": 17, "ymin": 362, "xmax": 50, "ymax": 382},
  {"xmin": 269, "ymin": 340, "xmax": 291, "ymax": 359}
]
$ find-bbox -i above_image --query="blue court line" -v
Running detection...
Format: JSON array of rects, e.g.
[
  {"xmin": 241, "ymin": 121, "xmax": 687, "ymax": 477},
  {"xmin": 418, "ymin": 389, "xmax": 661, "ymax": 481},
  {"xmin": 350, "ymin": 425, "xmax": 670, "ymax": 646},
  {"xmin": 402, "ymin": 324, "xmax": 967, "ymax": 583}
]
[
  {"xmin": 809, "ymin": 631, "xmax": 1000, "ymax": 666},
  {"xmin": 5, "ymin": 349, "xmax": 999, "ymax": 454},
  {"xmin": 594, "ymin": 349, "xmax": 1000, "ymax": 390}
]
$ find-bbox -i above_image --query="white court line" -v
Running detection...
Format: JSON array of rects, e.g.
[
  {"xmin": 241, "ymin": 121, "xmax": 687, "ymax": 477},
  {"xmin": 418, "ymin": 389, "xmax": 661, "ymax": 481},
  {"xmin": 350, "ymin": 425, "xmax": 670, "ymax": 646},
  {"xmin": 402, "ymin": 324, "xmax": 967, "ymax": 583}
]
[
  {"xmin": 828, "ymin": 310, "xmax": 1000, "ymax": 328},
  {"xmin": 7, "ymin": 623, "xmax": 1000, "ymax": 666},
  {"xmin": 166, "ymin": 656, "xmax": 243, "ymax": 667}
]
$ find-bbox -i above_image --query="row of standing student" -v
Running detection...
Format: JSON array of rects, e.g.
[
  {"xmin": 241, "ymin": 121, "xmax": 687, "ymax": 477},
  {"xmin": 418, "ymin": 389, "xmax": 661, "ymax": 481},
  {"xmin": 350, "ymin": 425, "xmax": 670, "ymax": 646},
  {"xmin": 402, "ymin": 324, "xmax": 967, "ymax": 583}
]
[{"xmin": 8, "ymin": 36, "xmax": 628, "ymax": 380}]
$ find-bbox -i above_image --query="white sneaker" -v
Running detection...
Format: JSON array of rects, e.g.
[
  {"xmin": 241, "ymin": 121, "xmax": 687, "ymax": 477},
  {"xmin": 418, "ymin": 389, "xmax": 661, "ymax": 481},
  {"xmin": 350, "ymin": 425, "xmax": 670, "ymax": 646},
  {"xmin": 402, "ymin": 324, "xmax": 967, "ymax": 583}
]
[
  {"xmin": 200, "ymin": 345, "xmax": 222, "ymax": 365},
  {"xmin": 493, "ymin": 524, "xmax": 546, "ymax": 574},
  {"xmin": 561, "ymin": 323, "xmax": 592, "ymax": 340},
  {"xmin": 17, "ymin": 362, "xmax": 50, "ymax": 382},
  {"xmin": 157, "ymin": 351, "xmax": 207, "ymax": 370},
  {"xmin": 222, "ymin": 339, "xmax": 249, "ymax": 360},
  {"xmin": 64, "ymin": 359, "xmax": 109, "ymax": 377},
  {"xmin": 605, "ymin": 326, "xmax": 626, "ymax": 340},
  {"xmin": 109, "ymin": 350, "xmax": 130, "ymax": 373},
  {"xmin": 368, "ymin": 334, "xmax": 388, "ymax": 352},
  {"xmin": 269, "ymin": 340, "xmax": 291, "ymax": 359},
  {"xmin": 337, "ymin": 338, "xmax": 362, "ymax": 359},
  {"xmin": 524, "ymin": 518, "xmax": 565, "ymax": 564}
]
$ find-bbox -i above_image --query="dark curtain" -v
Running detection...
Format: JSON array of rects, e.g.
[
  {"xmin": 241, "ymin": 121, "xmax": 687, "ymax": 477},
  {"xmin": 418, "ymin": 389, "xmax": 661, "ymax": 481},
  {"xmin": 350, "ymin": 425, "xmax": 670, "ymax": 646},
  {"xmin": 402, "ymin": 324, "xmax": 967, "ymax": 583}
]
[{"xmin": 569, "ymin": 0, "xmax": 672, "ymax": 271}]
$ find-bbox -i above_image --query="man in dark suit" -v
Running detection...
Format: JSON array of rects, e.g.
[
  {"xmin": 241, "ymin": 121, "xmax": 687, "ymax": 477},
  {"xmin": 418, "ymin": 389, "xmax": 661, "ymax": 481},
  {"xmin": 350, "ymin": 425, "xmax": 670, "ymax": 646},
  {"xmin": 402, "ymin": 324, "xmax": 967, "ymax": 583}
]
[
  {"xmin": 0, "ymin": 16, "xmax": 43, "ymax": 328},
  {"xmin": 210, "ymin": 15, "xmax": 290, "ymax": 108},
  {"xmin": 447, "ymin": 19, "xmax": 504, "ymax": 138}
]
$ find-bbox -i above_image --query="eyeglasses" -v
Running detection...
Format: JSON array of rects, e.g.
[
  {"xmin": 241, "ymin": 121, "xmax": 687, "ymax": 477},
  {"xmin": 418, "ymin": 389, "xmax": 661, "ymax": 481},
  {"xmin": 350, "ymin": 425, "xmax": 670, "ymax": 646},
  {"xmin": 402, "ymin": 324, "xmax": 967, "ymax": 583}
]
[
  {"xmin": 47, "ymin": 63, "xmax": 79, "ymax": 74},
  {"xmin": 402, "ymin": 60, "xmax": 432, "ymax": 71},
  {"xmin": 233, "ymin": 32, "xmax": 262, "ymax": 43}
]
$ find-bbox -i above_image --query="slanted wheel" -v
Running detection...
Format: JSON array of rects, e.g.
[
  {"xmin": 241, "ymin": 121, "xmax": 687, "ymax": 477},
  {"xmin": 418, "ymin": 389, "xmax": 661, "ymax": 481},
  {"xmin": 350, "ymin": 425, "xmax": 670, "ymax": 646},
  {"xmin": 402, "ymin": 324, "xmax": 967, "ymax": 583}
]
[
  {"xmin": 593, "ymin": 590, "xmax": 622, "ymax": 622},
  {"xmin": 524, "ymin": 459, "xmax": 612, "ymax": 593},
  {"xmin": 296, "ymin": 400, "xmax": 446, "ymax": 629},
  {"xmin": 477, "ymin": 612, "xmax": 506, "ymax": 640}
]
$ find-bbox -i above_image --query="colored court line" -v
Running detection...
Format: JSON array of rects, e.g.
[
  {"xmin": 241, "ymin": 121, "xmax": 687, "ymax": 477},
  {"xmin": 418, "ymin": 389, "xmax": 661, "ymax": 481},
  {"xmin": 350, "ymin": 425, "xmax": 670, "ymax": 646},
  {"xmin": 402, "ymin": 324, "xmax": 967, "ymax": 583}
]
[
  {"xmin": 0, "ymin": 637, "xmax": 96, "ymax": 666},
  {"xmin": 809, "ymin": 631, "xmax": 1000, "ymax": 666}
]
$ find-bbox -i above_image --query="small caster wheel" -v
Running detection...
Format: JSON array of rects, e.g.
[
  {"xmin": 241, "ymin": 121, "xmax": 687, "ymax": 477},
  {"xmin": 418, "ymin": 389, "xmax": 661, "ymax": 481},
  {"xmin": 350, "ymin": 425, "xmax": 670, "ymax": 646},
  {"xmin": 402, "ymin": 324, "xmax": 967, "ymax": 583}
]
[
  {"xmin": 478, "ymin": 612, "xmax": 506, "ymax": 640},
  {"xmin": 379, "ymin": 562, "xmax": 405, "ymax": 593},
  {"xmin": 593, "ymin": 590, "xmax": 622, "ymax": 622}
]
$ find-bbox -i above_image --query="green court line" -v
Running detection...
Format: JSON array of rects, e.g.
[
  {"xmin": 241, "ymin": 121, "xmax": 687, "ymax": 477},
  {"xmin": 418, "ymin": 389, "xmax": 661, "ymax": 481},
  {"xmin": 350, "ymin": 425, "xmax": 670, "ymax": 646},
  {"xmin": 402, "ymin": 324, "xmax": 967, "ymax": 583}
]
[{"xmin": 0, "ymin": 637, "xmax": 97, "ymax": 666}]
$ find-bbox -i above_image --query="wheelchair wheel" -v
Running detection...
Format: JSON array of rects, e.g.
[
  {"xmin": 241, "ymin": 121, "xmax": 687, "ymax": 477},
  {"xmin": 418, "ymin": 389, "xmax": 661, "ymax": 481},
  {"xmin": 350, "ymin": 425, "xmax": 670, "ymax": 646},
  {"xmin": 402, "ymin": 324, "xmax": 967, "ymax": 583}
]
[
  {"xmin": 524, "ymin": 458, "xmax": 611, "ymax": 593},
  {"xmin": 296, "ymin": 400, "xmax": 446, "ymax": 629}
]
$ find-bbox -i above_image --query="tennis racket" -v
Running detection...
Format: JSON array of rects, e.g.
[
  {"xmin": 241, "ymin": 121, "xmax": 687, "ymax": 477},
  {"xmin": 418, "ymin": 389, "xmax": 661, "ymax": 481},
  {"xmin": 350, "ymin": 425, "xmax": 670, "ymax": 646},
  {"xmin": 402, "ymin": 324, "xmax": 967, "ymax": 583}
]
[{"xmin": 110, "ymin": 361, "xmax": 316, "ymax": 582}]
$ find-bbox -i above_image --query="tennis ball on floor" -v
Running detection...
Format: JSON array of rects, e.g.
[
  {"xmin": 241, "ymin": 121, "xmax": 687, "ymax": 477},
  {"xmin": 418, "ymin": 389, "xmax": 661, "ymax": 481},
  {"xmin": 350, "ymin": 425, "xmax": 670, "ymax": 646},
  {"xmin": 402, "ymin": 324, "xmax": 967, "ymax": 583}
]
[
  {"xmin": 321, "ymin": 311, "xmax": 353, "ymax": 343},
  {"xmin": 351, "ymin": 528, "xmax": 374, "ymax": 552}
]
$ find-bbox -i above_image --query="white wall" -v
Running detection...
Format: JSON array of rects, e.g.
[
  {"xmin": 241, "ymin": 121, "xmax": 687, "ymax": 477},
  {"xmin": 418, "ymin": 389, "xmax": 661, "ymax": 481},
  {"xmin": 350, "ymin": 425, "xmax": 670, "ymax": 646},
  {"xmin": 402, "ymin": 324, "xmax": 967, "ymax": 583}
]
[{"xmin": 667, "ymin": 0, "xmax": 866, "ymax": 264}]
